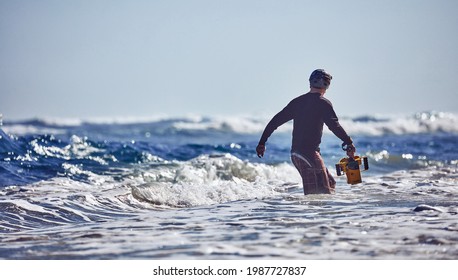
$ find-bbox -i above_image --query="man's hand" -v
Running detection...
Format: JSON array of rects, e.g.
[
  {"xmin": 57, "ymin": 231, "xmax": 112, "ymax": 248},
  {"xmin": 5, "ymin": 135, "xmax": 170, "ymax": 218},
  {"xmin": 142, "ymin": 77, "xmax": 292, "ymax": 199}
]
[
  {"xmin": 346, "ymin": 143, "xmax": 356, "ymax": 158},
  {"xmin": 256, "ymin": 144, "xmax": 265, "ymax": 158}
]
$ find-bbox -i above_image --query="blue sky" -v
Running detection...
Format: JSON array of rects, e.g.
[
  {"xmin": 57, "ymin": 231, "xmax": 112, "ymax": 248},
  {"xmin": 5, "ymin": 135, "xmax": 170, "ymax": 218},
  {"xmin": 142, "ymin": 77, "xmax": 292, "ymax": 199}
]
[{"xmin": 1, "ymin": 0, "xmax": 457, "ymax": 120}]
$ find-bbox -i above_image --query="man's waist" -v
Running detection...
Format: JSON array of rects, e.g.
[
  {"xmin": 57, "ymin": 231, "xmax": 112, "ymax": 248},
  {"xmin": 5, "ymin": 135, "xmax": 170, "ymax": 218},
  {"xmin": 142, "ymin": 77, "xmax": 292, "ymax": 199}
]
[{"xmin": 291, "ymin": 146, "xmax": 320, "ymax": 155}]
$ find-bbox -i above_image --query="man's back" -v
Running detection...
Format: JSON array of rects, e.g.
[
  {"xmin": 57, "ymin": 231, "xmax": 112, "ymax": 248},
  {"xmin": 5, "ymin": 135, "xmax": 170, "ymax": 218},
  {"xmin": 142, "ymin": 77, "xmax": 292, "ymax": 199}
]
[
  {"xmin": 289, "ymin": 92, "xmax": 330, "ymax": 154},
  {"xmin": 258, "ymin": 92, "xmax": 351, "ymax": 155}
]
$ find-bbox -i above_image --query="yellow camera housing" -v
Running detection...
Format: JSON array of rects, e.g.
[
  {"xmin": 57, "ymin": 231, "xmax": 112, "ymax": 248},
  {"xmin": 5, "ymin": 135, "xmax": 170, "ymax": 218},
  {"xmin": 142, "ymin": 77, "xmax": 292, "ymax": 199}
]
[{"xmin": 335, "ymin": 155, "xmax": 369, "ymax": 185}]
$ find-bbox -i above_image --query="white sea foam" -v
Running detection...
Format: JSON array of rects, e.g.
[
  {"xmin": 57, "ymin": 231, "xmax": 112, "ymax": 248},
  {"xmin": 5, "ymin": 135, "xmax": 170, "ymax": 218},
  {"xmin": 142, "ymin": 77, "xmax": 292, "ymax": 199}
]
[
  {"xmin": 2, "ymin": 125, "xmax": 65, "ymax": 136},
  {"xmin": 1, "ymin": 163, "xmax": 457, "ymax": 259},
  {"xmin": 130, "ymin": 154, "xmax": 300, "ymax": 208},
  {"xmin": 0, "ymin": 153, "xmax": 301, "ymax": 224},
  {"xmin": 171, "ymin": 115, "xmax": 279, "ymax": 134},
  {"xmin": 340, "ymin": 111, "xmax": 458, "ymax": 136},
  {"xmin": 29, "ymin": 135, "xmax": 109, "ymax": 164}
]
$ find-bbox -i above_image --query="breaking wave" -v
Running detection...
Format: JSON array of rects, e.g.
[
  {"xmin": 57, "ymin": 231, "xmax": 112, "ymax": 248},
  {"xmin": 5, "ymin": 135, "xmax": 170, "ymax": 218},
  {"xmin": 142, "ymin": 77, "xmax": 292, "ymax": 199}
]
[{"xmin": 3, "ymin": 111, "xmax": 458, "ymax": 136}]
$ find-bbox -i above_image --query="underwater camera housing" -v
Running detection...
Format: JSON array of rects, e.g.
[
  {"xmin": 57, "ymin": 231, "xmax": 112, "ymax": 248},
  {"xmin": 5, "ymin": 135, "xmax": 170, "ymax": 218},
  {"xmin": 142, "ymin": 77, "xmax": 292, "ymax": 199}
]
[{"xmin": 335, "ymin": 144, "xmax": 369, "ymax": 185}]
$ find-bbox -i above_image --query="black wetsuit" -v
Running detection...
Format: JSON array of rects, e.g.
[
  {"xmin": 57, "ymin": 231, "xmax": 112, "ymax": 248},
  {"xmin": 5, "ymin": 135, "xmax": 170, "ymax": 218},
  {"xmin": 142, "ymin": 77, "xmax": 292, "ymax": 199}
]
[{"xmin": 258, "ymin": 92, "xmax": 352, "ymax": 155}]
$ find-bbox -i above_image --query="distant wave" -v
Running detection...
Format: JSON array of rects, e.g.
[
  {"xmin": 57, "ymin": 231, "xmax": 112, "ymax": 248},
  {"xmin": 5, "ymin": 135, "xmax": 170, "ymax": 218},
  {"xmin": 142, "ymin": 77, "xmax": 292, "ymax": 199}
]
[
  {"xmin": 2, "ymin": 111, "xmax": 458, "ymax": 136},
  {"xmin": 341, "ymin": 111, "xmax": 458, "ymax": 136}
]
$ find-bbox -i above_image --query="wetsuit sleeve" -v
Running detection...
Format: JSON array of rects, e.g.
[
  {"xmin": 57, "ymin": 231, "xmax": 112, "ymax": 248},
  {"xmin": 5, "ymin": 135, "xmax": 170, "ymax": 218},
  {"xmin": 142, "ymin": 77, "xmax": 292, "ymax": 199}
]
[
  {"xmin": 322, "ymin": 100, "xmax": 353, "ymax": 145},
  {"xmin": 258, "ymin": 103, "xmax": 295, "ymax": 145}
]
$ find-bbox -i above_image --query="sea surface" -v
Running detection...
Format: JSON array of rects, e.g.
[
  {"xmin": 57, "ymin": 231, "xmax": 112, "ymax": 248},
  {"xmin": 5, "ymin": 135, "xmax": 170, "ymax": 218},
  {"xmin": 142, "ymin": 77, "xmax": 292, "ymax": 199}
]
[{"xmin": 0, "ymin": 111, "xmax": 457, "ymax": 259}]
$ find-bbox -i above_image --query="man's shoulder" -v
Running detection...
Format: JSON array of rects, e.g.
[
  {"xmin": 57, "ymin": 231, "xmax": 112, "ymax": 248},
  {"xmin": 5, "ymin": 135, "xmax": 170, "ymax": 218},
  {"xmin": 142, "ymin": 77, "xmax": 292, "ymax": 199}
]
[
  {"xmin": 290, "ymin": 93, "xmax": 312, "ymax": 103},
  {"xmin": 319, "ymin": 95, "xmax": 333, "ymax": 106},
  {"xmin": 292, "ymin": 93, "xmax": 333, "ymax": 105},
  {"xmin": 285, "ymin": 94, "xmax": 305, "ymax": 106}
]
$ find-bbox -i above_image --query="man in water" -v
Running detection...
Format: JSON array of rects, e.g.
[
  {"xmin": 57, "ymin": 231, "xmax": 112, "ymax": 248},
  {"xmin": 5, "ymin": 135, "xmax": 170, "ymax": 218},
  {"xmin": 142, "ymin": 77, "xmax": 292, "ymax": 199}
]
[{"xmin": 256, "ymin": 69, "xmax": 355, "ymax": 195}]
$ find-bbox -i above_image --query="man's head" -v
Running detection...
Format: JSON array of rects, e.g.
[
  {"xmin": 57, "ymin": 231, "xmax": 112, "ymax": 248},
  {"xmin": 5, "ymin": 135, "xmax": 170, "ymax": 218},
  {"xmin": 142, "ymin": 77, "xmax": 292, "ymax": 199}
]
[{"xmin": 309, "ymin": 69, "xmax": 332, "ymax": 90}]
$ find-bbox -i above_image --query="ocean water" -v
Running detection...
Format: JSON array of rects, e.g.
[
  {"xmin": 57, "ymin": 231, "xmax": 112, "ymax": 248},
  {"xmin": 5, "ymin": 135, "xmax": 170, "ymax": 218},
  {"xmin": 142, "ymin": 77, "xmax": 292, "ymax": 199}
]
[{"xmin": 0, "ymin": 111, "xmax": 457, "ymax": 259}]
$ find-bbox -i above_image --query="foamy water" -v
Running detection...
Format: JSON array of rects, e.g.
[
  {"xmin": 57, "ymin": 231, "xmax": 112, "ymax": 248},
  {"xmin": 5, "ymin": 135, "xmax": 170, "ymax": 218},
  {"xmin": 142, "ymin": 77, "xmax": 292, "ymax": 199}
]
[
  {"xmin": 1, "ymin": 112, "xmax": 457, "ymax": 259},
  {"xmin": 1, "ymin": 159, "xmax": 457, "ymax": 259}
]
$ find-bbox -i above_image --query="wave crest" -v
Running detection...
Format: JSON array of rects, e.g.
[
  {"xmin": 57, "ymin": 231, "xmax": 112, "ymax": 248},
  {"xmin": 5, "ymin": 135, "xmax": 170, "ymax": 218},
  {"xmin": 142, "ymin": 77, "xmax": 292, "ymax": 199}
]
[
  {"xmin": 340, "ymin": 111, "xmax": 458, "ymax": 136},
  {"xmin": 130, "ymin": 154, "xmax": 299, "ymax": 208},
  {"xmin": 3, "ymin": 111, "xmax": 457, "ymax": 136}
]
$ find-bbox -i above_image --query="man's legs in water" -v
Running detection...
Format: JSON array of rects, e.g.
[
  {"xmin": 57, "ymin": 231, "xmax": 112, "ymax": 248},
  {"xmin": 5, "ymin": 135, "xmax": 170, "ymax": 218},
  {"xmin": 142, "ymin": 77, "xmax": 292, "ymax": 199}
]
[{"xmin": 291, "ymin": 151, "xmax": 336, "ymax": 195}]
